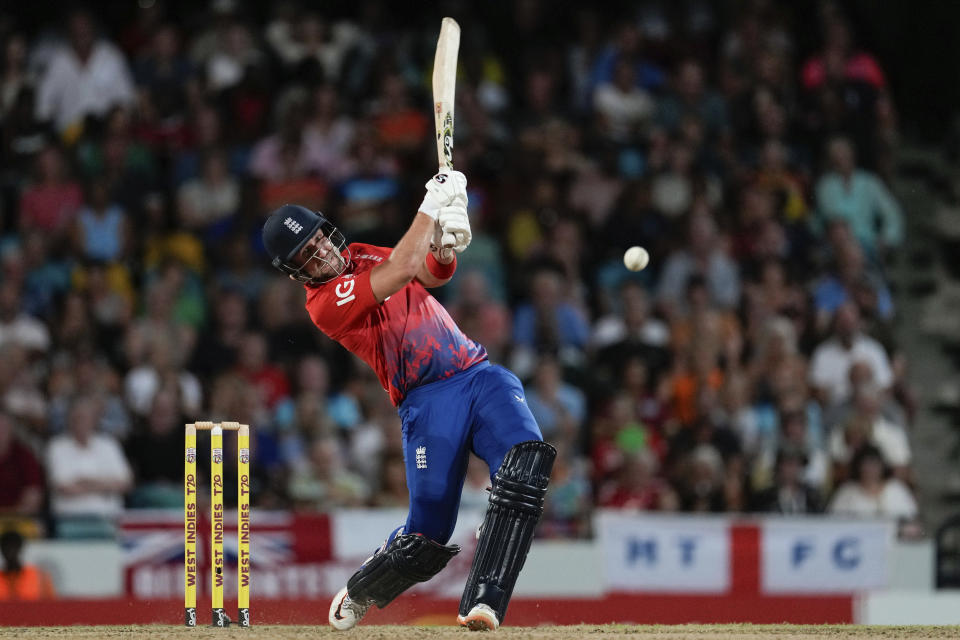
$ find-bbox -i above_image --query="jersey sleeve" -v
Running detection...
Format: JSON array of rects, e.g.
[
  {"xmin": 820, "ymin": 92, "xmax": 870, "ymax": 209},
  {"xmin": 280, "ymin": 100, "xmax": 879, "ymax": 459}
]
[{"xmin": 305, "ymin": 270, "xmax": 379, "ymax": 337}]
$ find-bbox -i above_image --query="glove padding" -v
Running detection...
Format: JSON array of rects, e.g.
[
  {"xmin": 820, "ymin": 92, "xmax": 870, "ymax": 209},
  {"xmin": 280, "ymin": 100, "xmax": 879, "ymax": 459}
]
[
  {"xmin": 438, "ymin": 205, "xmax": 471, "ymax": 255},
  {"xmin": 419, "ymin": 171, "xmax": 467, "ymax": 220}
]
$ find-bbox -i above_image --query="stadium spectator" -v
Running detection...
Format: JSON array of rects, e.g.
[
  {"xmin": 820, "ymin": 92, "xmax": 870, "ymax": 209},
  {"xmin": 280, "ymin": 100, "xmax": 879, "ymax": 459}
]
[
  {"xmin": 459, "ymin": 454, "xmax": 494, "ymax": 512},
  {"xmin": 305, "ymin": 84, "xmax": 355, "ymax": 182},
  {"xmin": 257, "ymin": 277, "xmax": 322, "ymax": 367},
  {"xmin": 72, "ymin": 177, "xmax": 130, "ymax": 262},
  {"xmin": 212, "ymin": 233, "xmax": 270, "ymax": 304},
  {"xmin": 0, "ymin": 412, "xmax": 44, "ymax": 517},
  {"xmin": 592, "ymin": 281, "xmax": 671, "ymax": 382},
  {"xmin": 656, "ymin": 59, "xmax": 728, "ymax": 139},
  {"xmin": 813, "ymin": 232, "xmax": 893, "ymax": 323},
  {"xmin": 203, "ymin": 21, "xmax": 263, "ymax": 93},
  {"xmin": 815, "ymin": 136, "xmax": 903, "ymax": 255},
  {"xmin": 46, "ymin": 397, "xmax": 133, "ymax": 521},
  {"xmin": 0, "ymin": 281, "xmax": 50, "ymax": 354},
  {"xmin": 809, "ymin": 302, "xmax": 893, "ymax": 408},
  {"xmin": 511, "ymin": 264, "xmax": 590, "ymax": 378},
  {"xmin": 370, "ymin": 452, "xmax": 408, "ymax": 508},
  {"xmin": 446, "ymin": 271, "xmax": 511, "ymax": 362},
  {"xmin": 124, "ymin": 327, "xmax": 202, "ymax": 418},
  {"xmin": 593, "ymin": 57, "xmax": 655, "ymax": 144},
  {"xmin": 598, "ymin": 448, "xmax": 677, "ymax": 512},
  {"xmin": 657, "ymin": 212, "xmax": 740, "ymax": 313},
  {"xmin": 757, "ymin": 406, "xmax": 829, "ymax": 492},
  {"xmin": 525, "ymin": 355, "xmax": 587, "ymax": 442},
  {"xmin": 0, "ymin": 530, "xmax": 56, "ymax": 600},
  {"xmin": 18, "ymin": 145, "xmax": 83, "ymax": 240},
  {"xmin": 1, "ymin": 34, "xmax": 32, "ymax": 118},
  {"xmin": 233, "ymin": 331, "xmax": 291, "ymax": 410},
  {"xmin": 0, "ymin": 342, "xmax": 47, "ymax": 435},
  {"xmin": 249, "ymin": 86, "xmax": 329, "ymax": 183},
  {"xmin": 188, "ymin": 285, "xmax": 247, "ymax": 379},
  {"xmin": 539, "ymin": 444, "xmax": 593, "ymax": 537},
  {"xmin": 45, "ymin": 352, "xmax": 131, "ymax": 439},
  {"xmin": 801, "ymin": 14, "xmax": 886, "ymax": 92},
  {"xmin": 125, "ymin": 386, "xmax": 187, "ymax": 508},
  {"xmin": 132, "ymin": 24, "xmax": 194, "ymax": 124},
  {"xmin": 828, "ymin": 444, "xmax": 917, "ymax": 520},
  {"xmin": 288, "ymin": 437, "xmax": 368, "ymax": 511},
  {"xmin": 370, "ymin": 72, "xmax": 430, "ymax": 154},
  {"xmin": 828, "ymin": 384, "xmax": 911, "ymax": 482},
  {"xmin": 35, "ymin": 10, "xmax": 135, "ymax": 140},
  {"xmin": 751, "ymin": 447, "xmax": 825, "ymax": 514},
  {"xmin": 675, "ymin": 444, "xmax": 727, "ymax": 512},
  {"xmin": 176, "ymin": 150, "xmax": 240, "ymax": 233},
  {"xmin": 617, "ymin": 357, "xmax": 669, "ymax": 458}
]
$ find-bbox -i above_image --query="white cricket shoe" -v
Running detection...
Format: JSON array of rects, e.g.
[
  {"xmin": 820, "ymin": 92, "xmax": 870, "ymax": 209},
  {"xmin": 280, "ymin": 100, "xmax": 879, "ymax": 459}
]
[
  {"xmin": 328, "ymin": 586, "xmax": 370, "ymax": 631},
  {"xmin": 457, "ymin": 603, "xmax": 499, "ymax": 631}
]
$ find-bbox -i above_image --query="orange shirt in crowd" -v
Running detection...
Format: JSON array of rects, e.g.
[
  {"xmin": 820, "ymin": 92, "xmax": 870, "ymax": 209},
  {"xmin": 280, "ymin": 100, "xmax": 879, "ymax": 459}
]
[
  {"xmin": 0, "ymin": 565, "xmax": 56, "ymax": 601},
  {"xmin": 670, "ymin": 368, "xmax": 725, "ymax": 426}
]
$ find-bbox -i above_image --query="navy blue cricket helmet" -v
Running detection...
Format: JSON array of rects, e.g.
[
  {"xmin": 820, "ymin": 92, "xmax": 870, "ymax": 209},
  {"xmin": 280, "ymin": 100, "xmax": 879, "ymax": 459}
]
[{"xmin": 262, "ymin": 204, "xmax": 350, "ymax": 284}]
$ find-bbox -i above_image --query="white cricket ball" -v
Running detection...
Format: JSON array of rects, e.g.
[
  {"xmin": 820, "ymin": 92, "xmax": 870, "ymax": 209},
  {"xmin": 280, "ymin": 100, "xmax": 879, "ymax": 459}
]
[{"xmin": 623, "ymin": 246, "xmax": 649, "ymax": 271}]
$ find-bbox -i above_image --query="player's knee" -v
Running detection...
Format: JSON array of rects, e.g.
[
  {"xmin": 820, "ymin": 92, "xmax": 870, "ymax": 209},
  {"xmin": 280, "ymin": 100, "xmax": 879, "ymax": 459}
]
[
  {"xmin": 493, "ymin": 440, "xmax": 556, "ymax": 501},
  {"xmin": 408, "ymin": 512, "xmax": 455, "ymax": 545},
  {"xmin": 420, "ymin": 522, "xmax": 456, "ymax": 545},
  {"xmin": 409, "ymin": 491, "xmax": 458, "ymax": 543}
]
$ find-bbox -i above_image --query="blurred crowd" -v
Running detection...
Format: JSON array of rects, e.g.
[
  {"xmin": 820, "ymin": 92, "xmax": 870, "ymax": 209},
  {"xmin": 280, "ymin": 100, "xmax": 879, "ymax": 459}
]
[{"xmin": 0, "ymin": 0, "xmax": 920, "ymax": 540}]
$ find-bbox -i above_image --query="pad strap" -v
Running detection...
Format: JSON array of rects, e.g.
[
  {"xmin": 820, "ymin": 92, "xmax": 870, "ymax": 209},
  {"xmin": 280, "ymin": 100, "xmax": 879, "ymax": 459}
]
[{"xmin": 347, "ymin": 533, "xmax": 460, "ymax": 608}]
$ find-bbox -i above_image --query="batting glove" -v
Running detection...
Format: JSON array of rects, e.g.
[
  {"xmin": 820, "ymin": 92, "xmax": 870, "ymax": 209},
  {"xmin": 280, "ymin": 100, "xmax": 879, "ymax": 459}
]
[
  {"xmin": 419, "ymin": 170, "xmax": 467, "ymax": 220},
  {"xmin": 438, "ymin": 203, "xmax": 472, "ymax": 254}
]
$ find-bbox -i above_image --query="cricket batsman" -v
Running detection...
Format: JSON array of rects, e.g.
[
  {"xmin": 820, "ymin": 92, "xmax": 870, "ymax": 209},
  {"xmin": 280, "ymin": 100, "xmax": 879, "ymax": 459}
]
[{"xmin": 261, "ymin": 170, "xmax": 556, "ymax": 631}]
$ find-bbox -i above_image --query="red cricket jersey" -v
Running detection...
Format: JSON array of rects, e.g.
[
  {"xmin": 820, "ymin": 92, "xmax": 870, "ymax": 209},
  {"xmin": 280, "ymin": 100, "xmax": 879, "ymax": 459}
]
[{"xmin": 304, "ymin": 243, "xmax": 487, "ymax": 406}]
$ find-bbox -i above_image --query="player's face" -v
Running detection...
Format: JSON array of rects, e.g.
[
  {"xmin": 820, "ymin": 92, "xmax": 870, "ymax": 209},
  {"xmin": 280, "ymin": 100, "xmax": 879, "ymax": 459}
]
[{"xmin": 295, "ymin": 228, "xmax": 345, "ymax": 280}]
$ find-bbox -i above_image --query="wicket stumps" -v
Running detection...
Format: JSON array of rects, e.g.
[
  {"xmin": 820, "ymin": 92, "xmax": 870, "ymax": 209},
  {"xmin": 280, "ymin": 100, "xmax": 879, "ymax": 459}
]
[{"xmin": 184, "ymin": 421, "xmax": 251, "ymax": 628}]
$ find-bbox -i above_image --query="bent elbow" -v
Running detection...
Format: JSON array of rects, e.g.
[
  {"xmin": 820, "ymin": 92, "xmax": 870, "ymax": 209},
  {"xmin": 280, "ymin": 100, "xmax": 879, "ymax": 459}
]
[{"xmin": 393, "ymin": 254, "xmax": 422, "ymax": 282}]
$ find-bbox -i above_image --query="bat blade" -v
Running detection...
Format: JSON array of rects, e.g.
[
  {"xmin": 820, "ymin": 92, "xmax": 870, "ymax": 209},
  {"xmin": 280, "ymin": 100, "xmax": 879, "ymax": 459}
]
[{"xmin": 432, "ymin": 17, "xmax": 460, "ymax": 171}]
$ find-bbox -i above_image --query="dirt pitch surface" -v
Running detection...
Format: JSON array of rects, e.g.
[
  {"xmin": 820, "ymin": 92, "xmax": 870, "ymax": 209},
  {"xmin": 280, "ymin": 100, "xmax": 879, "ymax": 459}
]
[{"xmin": 0, "ymin": 625, "xmax": 957, "ymax": 640}]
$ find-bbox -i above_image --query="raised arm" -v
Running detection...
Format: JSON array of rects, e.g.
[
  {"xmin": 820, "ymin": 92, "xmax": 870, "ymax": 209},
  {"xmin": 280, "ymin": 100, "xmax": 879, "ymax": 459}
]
[
  {"xmin": 370, "ymin": 171, "xmax": 467, "ymax": 302},
  {"xmin": 370, "ymin": 213, "xmax": 438, "ymax": 302}
]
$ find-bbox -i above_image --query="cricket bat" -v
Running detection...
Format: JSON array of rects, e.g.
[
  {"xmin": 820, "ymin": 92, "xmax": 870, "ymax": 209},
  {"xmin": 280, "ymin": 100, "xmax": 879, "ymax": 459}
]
[{"xmin": 432, "ymin": 17, "xmax": 460, "ymax": 171}]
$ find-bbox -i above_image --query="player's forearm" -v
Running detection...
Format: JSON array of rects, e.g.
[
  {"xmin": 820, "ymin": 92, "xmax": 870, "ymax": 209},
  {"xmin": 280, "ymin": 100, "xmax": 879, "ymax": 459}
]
[
  {"xmin": 392, "ymin": 212, "xmax": 436, "ymax": 275},
  {"xmin": 371, "ymin": 213, "xmax": 437, "ymax": 301}
]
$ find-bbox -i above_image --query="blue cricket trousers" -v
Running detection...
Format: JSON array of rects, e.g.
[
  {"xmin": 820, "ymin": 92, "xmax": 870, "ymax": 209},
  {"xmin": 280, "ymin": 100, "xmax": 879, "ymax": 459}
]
[{"xmin": 396, "ymin": 361, "xmax": 543, "ymax": 544}]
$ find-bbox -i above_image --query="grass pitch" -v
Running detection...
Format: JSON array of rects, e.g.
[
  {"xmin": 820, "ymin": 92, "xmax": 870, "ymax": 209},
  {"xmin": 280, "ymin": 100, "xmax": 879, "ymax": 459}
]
[{"xmin": 0, "ymin": 625, "xmax": 957, "ymax": 639}]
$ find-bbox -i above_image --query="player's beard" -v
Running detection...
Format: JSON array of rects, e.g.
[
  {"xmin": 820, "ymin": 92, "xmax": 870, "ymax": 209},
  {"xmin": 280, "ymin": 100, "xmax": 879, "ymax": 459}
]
[
  {"xmin": 326, "ymin": 252, "xmax": 347, "ymax": 277},
  {"xmin": 315, "ymin": 249, "xmax": 348, "ymax": 280}
]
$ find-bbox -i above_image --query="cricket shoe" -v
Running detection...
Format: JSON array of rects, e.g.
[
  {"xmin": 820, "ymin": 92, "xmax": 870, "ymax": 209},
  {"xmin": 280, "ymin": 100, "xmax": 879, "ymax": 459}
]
[
  {"xmin": 328, "ymin": 586, "xmax": 371, "ymax": 631},
  {"xmin": 457, "ymin": 603, "xmax": 499, "ymax": 631}
]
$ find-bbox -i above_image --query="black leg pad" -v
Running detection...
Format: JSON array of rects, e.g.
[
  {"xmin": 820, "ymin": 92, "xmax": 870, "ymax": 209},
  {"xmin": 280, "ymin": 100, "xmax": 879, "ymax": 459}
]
[
  {"xmin": 459, "ymin": 440, "xmax": 556, "ymax": 623},
  {"xmin": 347, "ymin": 533, "xmax": 460, "ymax": 608}
]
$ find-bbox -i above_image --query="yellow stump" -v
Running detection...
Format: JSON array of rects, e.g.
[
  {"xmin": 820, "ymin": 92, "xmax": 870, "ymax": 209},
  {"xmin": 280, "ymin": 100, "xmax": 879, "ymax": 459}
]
[
  {"xmin": 237, "ymin": 423, "xmax": 251, "ymax": 627},
  {"xmin": 184, "ymin": 424, "xmax": 198, "ymax": 627},
  {"xmin": 210, "ymin": 424, "xmax": 226, "ymax": 627}
]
